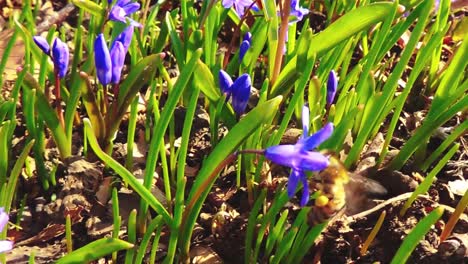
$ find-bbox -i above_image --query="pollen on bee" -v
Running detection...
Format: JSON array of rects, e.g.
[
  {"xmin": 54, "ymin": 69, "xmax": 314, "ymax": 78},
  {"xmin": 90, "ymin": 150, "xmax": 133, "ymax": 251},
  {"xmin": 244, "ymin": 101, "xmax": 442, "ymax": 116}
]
[{"xmin": 315, "ymin": 195, "xmax": 329, "ymax": 207}]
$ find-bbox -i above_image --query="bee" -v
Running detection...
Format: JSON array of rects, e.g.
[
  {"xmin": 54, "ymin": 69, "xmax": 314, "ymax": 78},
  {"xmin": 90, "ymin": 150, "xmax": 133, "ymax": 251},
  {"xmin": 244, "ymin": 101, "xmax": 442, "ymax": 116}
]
[{"xmin": 308, "ymin": 153, "xmax": 387, "ymax": 226}]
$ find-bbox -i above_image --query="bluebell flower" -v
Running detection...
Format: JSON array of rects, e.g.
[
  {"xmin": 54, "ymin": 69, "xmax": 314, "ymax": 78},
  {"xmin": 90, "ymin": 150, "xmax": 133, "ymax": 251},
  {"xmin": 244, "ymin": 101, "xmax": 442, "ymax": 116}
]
[
  {"xmin": 231, "ymin": 74, "xmax": 251, "ymax": 115},
  {"xmin": 219, "ymin": 70, "xmax": 234, "ymax": 98},
  {"xmin": 327, "ymin": 70, "xmax": 337, "ymax": 105},
  {"xmin": 239, "ymin": 32, "xmax": 251, "ymax": 62},
  {"xmin": 52, "ymin": 38, "xmax": 70, "ymax": 78},
  {"xmin": 94, "ymin": 34, "xmax": 112, "ymax": 86},
  {"xmin": 110, "ymin": 41, "xmax": 126, "ymax": 84},
  {"xmin": 114, "ymin": 25, "xmax": 134, "ymax": 53},
  {"xmin": 222, "ymin": 0, "xmax": 254, "ymax": 17},
  {"xmin": 218, "ymin": 70, "xmax": 251, "ymax": 115},
  {"xmin": 34, "ymin": 36, "xmax": 69, "ymax": 78},
  {"xmin": 0, "ymin": 208, "xmax": 13, "ymax": 253},
  {"xmin": 265, "ymin": 105, "xmax": 333, "ymax": 206},
  {"xmin": 33, "ymin": 36, "xmax": 50, "ymax": 54},
  {"xmin": 109, "ymin": 0, "xmax": 142, "ymax": 28},
  {"xmin": 290, "ymin": 0, "xmax": 309, "ymax": 23}
]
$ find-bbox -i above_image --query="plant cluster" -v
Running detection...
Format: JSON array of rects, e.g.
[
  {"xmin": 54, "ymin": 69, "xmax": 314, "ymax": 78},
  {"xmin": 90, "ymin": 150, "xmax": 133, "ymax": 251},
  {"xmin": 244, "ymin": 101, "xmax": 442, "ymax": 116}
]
[{"xmin": 0, "ymin": 0, "xmax": 466, "ymax": 263}]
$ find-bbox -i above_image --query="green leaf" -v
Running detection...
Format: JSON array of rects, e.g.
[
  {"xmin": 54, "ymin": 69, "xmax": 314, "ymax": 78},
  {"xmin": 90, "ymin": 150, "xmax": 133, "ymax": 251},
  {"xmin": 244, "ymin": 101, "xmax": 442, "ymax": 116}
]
[
  {"xmin": 56, "ymin": 238, "xmax": 133, "ymax": 264},
  {"xmin": 79, "ymin": 72, "xmax": 105, "ymax": 141},
  {"xmin": 84, "ymin": 119, "xmax": 172, "ymax": 225},
  {"xmin": 193, "ymin": 61, "xmax": 221, "ymax": 102},
  {"xmin": 391, "ymin": 207, "xmax": 444, "ymax": 264},
  {"xmin": 310, "ymin": 2, "xmax": 397, "ymax": 57},
  {"xmin": 70, "ymin": 0, "xmax": 105, "ymax": 18},
  {"xmin": 22, "ymin": 73, "xmax": 71, "ymax": 158}
]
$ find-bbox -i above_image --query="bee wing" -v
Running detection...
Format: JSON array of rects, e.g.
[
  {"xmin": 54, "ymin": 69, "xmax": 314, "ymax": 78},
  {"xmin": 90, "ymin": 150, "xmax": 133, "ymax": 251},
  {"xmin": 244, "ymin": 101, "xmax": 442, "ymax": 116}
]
[{"xmin": 344, "ymin": 174, "xmax": 387, "ymax": 215}]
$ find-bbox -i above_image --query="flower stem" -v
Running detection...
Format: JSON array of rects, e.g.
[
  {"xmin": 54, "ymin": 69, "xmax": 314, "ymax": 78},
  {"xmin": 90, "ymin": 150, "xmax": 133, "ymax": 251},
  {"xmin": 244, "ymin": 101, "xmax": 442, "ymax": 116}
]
[
  {"xmin": 222, "ymin": 2, "xmax": 257, "ymax": 69},
  {"xmin": 54, "ymin": 70, "xmax": 65, "ymax": 128}
]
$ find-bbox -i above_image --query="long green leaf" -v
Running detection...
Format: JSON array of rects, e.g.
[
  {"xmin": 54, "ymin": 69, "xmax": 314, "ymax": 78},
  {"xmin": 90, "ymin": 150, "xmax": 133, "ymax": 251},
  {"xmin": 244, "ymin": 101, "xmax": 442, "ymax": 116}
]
[
  {"xmin": 391, "ymin": 207, "xmax": 444, "ymax": 264},
  {"xmin": 70, "ymin": 0, "xmax": 104, "ymax": 18},
  {"xmin": 84, "ymin": 119, "xmax": 172, "ymax": 225},
  {"xmin": 56, "ymin": 238, "xmax": 133, "ymax": 264}
]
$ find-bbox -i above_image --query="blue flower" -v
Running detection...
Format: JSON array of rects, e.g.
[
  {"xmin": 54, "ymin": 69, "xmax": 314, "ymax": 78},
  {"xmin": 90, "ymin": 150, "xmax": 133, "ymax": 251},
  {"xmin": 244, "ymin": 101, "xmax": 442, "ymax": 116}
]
[
  {"xmin": 239, "ymin": 32, "xmax": 251, "ymax": 62},
  {"xmin": 109, "ymin": 0, "xmax": 142, "ymax": 28},
  {"xmin": 327, "ymin": 70, "xmax": 338, "ymax": 105},
  {"xmin": 33, "ymin": 36, "xmax": 69, "ymax": 78},
  {"xmin": 94, "ymin": 33, "xmax": 112, "ymax": 86},
  {"xmin": 114, "ymin": 25, "xmax": 134, "ymax": 53},
  {"xmin": 0, "ymin": 208, "xmax": 13, "ymax": 253},
  {"xmin": 110, "ymin": 41, "xmax": 126, "ymax": 84},
  {"xmin": 290, "ymin": 0, "xmax": 309, "ymax": 23},
  {"xmin": 264, "ymin": 105, "xmax": 333, "ymax": 206},
  {"xmin": 218, "ymin": 70, "xmax": 252, "ymax": 115},
  {"xmin": 222, "ymin": 0, "xmax": 255, "ymax": 17},
  {"xmin": 33, "ymin": 36, "xmax": 50, "ymax": 54},
  {"xmin": 52, "ymin": 38, "xmax": 70, "ymax": 78}
]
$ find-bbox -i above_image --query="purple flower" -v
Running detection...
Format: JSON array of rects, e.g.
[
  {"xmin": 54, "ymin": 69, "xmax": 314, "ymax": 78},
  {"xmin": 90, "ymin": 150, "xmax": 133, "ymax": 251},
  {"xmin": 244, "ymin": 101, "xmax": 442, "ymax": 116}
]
[
  {"xmin": 0, "ymin": 208, "xmax": 13, "ymax": 253},
  {"xmin": 109, "ymin": 0, "xmax": 142, "ymax": 28},
  {"xmin": 34, "ymin": 36, "xmax": 69, "ymax": 78},
  {"xmin": 33, "ymin": 36, "xmax": 50, "ymax": 54},
  {"xmin": 264, "ymin": 105, "xmax": 333, "ymax": 206},
  {"xmin": 218, "ymin": 70, "xmax": 251, "ymax": 115},
  {"xmin": 290, "ymin": 0, "xmax": 309, "ymax": 23},
  {"xmin": 327, "ymin": 70, "xmax": 338, "ymax": 105},
  {"xmin": 219, "ymin": 70, "xmax": 234, "ymax": 97},
  {"xmin": 114, "ymin": 25, "xmax": 134, "ymax": 53},
  {"xmin": 231, "ymin": 74, "xmax": 251, "ymax": 115},
  {"xmin": 110, "ymin": 41, "xmax": 126, "ymax": 84},
  {"xmin": 239, "ymin": 32, "xmax": 251, "ymax": 62},
  {"xmin": 52, "ymin": 38, "xmax": 70, "ymax": 78},
  {"xmin": 222, "ymin": 0, "xmax": 254, "ymax": 17},
  {"xmin": 94, "ymin": 34, "xmax": 112, "ymax": 86}
]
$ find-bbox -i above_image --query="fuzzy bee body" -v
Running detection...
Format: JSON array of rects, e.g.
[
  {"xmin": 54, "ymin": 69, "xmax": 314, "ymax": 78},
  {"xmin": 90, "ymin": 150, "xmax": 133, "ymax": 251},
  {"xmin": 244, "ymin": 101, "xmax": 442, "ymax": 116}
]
[{"xmin": 308, "ymin": 153, "xmax": 387, "ymax": 226}]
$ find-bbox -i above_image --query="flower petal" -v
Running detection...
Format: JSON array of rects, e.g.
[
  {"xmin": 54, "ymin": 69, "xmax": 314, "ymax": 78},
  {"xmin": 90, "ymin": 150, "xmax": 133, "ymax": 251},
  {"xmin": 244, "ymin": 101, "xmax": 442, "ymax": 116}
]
[
  {"xmin": 299, "ymin": 172, "xmax": 310, "ymax": 206},
  {"xmin": 114, "ymin": 25, "xmax": 134, "ymax": 52},
  {"xmin": 121, "ymin": 2, "xmax": 140, "ymax": 15},
  {"xmin": 0, "ymin": 240, "xmax": 13, "ymax": 253},
  {"xmin": 302, "ymin": 104, "xmax": 309, "ymax": 137},
  {"xmin": 231, "ymin": 73, "xmax": 251, "ymax": 115},
  {"xmin": 287, "ymin": 169, "xmax": 301, "ymax": 198},
  {"xmin": 222, "ymin": 0, "xmax": 234, "ymax": 8},
  {"xmin": 327, "ymin": 70, "xmax": 338, "ymax": 105},
  {"xmin": 109, "ymin": 6, "xmax": 127, "ymax": 23},
  {"xmin": 52, "ymin": 38, "xmax": 69, "ymax": 78},
  {"xmin": 110, "ymin": 41, "xmax": 126, "ymax": 84},
  {"xmin": 94, "ymin": 34, "xmax": 112, "ymax": 86},
  {"xmin": 264, "ymin": 144, "xmax": 298, "ymax": 168},
  {"xmin": 33, "ymin": 36, "xmax": 50, "ymax": 54},
  {"xmin": 219, "ymin": 70, "xmax": 233, "ymax": 95},
  {"xmin": 294, "ymin": 151, "xmax": 329, "ymax": 171},
  {"xmin": 301, "ymin": 123, "xmax": 334, "ymax": 151},
  {"xmin": 239, "ymin": 40, "xmax": 250, "ymax": 62},
  {"xmin": 0, "ymin": 208, "xmax": 8, "ymax": 231}
]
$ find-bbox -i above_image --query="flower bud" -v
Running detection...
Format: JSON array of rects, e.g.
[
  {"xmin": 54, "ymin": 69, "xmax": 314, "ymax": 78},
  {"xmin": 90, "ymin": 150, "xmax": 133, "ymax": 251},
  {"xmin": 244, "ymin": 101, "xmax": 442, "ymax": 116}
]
[
  {"xmin": 327, "ymin": 70, "xmax": 338, "ymax": 105},
  {"xmin": 114, "ymin": 25, "xmax": 134, "ymax": 52},
  {"xmin": 94, "ymin": 34, "xmax": 112, "ymax": 85},
  {"xmin": 231, "ymin": 73, "xmax": 251, "ymax": 115},
  {"xmin": 219, "ymin": 70, "xmax": 233, "ymax": 96},
  {"xmin": 110, "ymin": 41, "xmax": 126, "ymax": 84},
  {"xmin": 52, "ymin": 38, "xmax": 69, "ymax": 78},
  {"xmin": 33, "ymin": 36, "xmax": 50, "ymax": 54}
]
